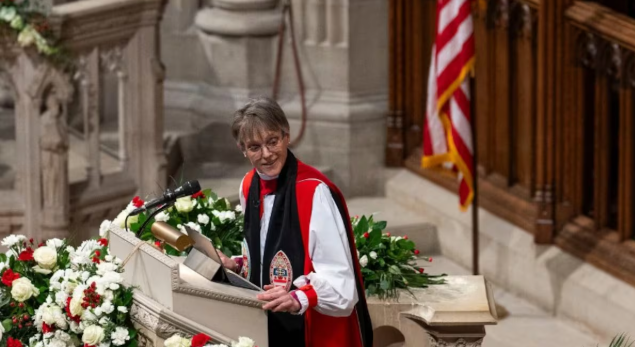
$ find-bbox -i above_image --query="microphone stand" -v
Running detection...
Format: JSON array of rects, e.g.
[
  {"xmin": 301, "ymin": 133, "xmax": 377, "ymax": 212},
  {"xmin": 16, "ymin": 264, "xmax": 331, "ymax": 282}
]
[{"xmin": 124, "ymin": 203, "xmax": 173, "ymax": 239}]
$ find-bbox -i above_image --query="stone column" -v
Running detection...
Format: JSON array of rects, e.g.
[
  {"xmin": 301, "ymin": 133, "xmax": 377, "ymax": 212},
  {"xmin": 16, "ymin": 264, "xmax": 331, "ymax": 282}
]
[
  {"xmin": 194, "ymin": 0, "xmax": 281, "ymax": 93},
  {"xmin": 162, "ymin": 0, "xmax": 388, "ymax": 196}
]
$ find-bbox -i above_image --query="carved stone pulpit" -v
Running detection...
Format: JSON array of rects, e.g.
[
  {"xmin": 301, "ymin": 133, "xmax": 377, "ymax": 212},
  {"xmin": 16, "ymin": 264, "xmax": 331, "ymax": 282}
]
[{"xmin": 108, "ymin": 227, "xmax": 269, "ymax": 347}]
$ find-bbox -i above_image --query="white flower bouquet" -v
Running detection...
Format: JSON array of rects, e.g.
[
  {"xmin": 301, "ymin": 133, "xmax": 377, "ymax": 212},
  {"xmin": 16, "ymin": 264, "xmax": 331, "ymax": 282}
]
[
  {"xmin": 0, "ymin": 234, "xmax": 138, "ymax": 347},
  {"xmin": 108, "ymin": 189, "xmax": 244, "ymax": 256}
]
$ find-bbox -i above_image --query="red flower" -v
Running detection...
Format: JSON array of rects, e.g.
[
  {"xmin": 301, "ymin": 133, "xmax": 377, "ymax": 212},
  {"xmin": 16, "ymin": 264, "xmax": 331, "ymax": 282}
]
[
  {"xmin": 2, "ymin": 269, "xmax": 20, "ymax": 286},
  {"xmin": 94, "ymin": 250, "xmax": 101, "ymax": 257},
  {"xmin": 419, "ymin": 268, "xmax": 425, "ymax": 273},
  {"xmin": 363, "ymin": 232, "xmax": 369, "ymax": 239},
  {"xmin": 154, "ymin": 241, "xmax": 162, "ymax": 249},
  {"xmin": 17, "ymin": 248, "xmax": 34, "ymax": 261},
  {"xmin": 192, "ymin": 191, "xmax": 205, "ymax": 199},
  {"xmin": 191, "ymin": 334, "xmax": 211, "ymax": 347},
  {"xmin": 92, "ymin": 256, "xmax": 100, "ymax": 264},
  {"xmin": 414, "ymin": 250, "xmax": 420, "ymax": 255},
  {"xmin": 385, "ymin": 232, "xmax": 391, "ymax": 237},
  {"xmin": 132, "ymin": 196, "xmax": 144, "ymax": 208},
  {"xmin": 8, "ymin": 337, "xmax": 23, "ymax": 347},
  {"xmin": 428, "ymin": 257, "xmax": 433, "ymax": 262},
  {"xmin": 98, "ymin": 238, "xmax": 108, "ymax": 246},
  {"xmin": 65, "ymin": 297, "xmax": 81, "ymax": 323},
  {"xmin": 29, "ymin": 238, "xmax": 34, "ymax": 244},
  {"xmin": 404, "ymin": 235, "xmax": 408, "ymax": 240},
  {"xmin": 42, "ymin": 322, "xmax": 53, "ymax": 333}
]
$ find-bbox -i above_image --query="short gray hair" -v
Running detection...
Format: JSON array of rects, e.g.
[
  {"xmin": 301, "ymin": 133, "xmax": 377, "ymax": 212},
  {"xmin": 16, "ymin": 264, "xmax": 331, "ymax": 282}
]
[{"xmin": 231, "ymin": 96, "xmax": 290, "ymax": 147}]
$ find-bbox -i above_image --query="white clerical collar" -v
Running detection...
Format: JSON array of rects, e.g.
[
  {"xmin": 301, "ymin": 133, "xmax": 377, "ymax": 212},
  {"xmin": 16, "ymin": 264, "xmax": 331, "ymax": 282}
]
[{"xmin": 256, "ymin": 171, "xmax": 278, "ymax": 181}]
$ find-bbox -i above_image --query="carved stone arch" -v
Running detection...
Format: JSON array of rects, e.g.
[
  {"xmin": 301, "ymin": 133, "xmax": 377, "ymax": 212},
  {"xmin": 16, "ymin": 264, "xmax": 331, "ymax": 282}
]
[
  {"xmin": 26, "ymin": 62, "xmax": 73, "ymax": 106},
  {"xmin": 575, "ymin": 31, "xmax": 598, "ymax": 68}
]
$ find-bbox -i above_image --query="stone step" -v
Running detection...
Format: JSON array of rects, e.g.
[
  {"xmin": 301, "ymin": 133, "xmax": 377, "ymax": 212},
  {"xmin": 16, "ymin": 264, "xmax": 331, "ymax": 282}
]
[{"xmin": 346, "ymin": 197, "xmax": 440, "ymax": 255}]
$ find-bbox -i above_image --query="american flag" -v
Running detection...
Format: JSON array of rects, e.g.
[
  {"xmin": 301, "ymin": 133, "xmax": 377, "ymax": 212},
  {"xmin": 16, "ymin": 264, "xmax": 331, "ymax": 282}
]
[{"xmin": 422, "ymin": 0, "xmax": 476, "ymax": 211}]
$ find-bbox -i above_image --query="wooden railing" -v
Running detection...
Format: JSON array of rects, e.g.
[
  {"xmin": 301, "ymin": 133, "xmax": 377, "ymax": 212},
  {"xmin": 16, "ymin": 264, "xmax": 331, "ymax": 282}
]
[
  {"xmin": 0, "ymin": 0, "xmax": 167, "ymax": 240},
  {"xmin": 554, "ymin": 1, "xmax": 635, "ymax": 287}
]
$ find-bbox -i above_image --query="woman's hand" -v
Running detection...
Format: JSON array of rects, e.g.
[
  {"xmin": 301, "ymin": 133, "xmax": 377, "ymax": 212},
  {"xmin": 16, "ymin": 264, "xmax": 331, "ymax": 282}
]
[
  {"xmin": 257, "ymin": 285, "xmax": 301, "ymax": 313},
  {"xmin": 216, "ymin": 249, "xmax": 239, "ymax": 273}
]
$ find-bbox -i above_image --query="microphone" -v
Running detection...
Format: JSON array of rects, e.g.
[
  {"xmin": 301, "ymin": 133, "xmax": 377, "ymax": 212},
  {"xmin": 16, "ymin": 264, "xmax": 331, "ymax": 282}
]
[{"xmin": 128, "ymin": 180, "xmax": 201, "ymax": 216}]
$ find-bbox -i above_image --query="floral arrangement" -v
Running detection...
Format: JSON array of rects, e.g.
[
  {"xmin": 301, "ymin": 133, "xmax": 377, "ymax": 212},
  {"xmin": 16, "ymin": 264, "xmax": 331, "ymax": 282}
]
[
  {"xmin": 164, "ymin": 333, "xmax": 256, "ymax": 347},
  {"xmin": 0, "ymin": 234, "xmax": 137, "ymax": 347},
  {"xmin": 0, "ymin": 0, "xmax": 60, "ymax": 57},
  {"xmin": 105, "ymin": 189, "xmax": 243, "ymax": 257},
  {"xmin": 353, "ymin": 215, "xmax": 445, "ymax": 299},
  {"xmin": 106, "ymin": 190, "xmax": 443, "ymax": 299}
]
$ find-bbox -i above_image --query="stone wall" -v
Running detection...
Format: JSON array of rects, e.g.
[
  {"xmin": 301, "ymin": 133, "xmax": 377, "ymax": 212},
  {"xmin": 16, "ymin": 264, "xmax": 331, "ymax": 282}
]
[{"xmin": 160, "ymin": 0, "xmax": 388, "ymax": 196}]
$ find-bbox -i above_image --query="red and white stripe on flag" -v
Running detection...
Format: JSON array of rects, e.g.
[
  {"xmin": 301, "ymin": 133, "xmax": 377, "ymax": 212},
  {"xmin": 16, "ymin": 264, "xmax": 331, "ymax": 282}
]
[{"xmin": 422, "ymin": 0, "xmax": 475, "ymax": 211}]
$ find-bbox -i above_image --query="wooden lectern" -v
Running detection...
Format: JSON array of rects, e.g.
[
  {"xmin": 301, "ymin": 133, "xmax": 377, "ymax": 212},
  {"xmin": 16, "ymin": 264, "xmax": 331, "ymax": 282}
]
[{"xmin": 108, "ymin": 227, "xmax": 268, "ymax": 347}]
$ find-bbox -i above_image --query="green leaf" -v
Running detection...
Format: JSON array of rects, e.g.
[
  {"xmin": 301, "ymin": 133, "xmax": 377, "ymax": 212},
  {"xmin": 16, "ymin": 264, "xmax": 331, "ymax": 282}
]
[
  {"xmin": 389, "ymin": 265, "xmax": 401, "ymax": 275},
  {"xmin": 356, "ymin": 217, "xmax": 369, "ymax": 237},
  {"xmin": 373, "ymin": 221, "xmax": 387, "ymax": 231},
  {"xmin": 380, "ymin": 280, "xmax": 391, "ymax": 290},
  {"xmin": 128, "ymin": 328, "xmax": 138, "ymax": 339},
  {"xmin": 127, "ymin": 339, "xmax": 139, "ymax": 347},
  {"xmin": 2, "ymin": 319, "xmax": 12, "ymax": 333}
]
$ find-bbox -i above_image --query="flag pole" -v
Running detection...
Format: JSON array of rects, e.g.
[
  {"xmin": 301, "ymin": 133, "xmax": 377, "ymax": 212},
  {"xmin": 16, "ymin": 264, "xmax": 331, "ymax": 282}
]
[{"xmin": 470, "ymin": 76, "xmax": 479, "ymax": 276}]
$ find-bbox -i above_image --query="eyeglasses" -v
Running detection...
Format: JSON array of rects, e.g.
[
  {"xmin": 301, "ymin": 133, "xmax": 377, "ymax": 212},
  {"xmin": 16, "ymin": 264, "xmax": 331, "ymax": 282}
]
[{"xmin": 245, "ymin": 135, "xmax": 285, "ymax": 156}]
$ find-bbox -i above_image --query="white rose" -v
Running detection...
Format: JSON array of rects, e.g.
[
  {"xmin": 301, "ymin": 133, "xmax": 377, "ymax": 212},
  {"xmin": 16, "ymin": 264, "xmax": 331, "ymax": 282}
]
[
  {"xmin": 46, "ymin": 238, "xmax": 64, "ymax": 249},
  {"xmin": 359, "ymin": 255, "xmax": 368, "ymax": 268},
  {"xmin": 111, "ymin": 326, "xmax": 130, "ymax": 346},
  {"xmin": 113, "ymin": 210, "xmax": 138, "ymax": 229},
  {"xmin": 1, "ymin": 234, "xmax": 26, "ymax": 248},
  {"xmin": 117, "ymin": 306, "xmax": 128, "ymax": 313},
  {"xmin": 11, "ymin": 277, "xmax": 39, "ymax": 302},
  {"xmin": 69, "ymin": 290, "xmax": 85, "ymax": 317},
  {"xmin": 0, "ymin": 321, "xmax": 4, "ymax": 341},
  {"xmin": 174, "ymin": 196, "xmax": 194, "ymax": 213},
  {"xmin": 197, "ymin": 214, "xmax": 210, "ymax": 225},
  {"xmin": 235, "ymin": 204, "xmax": 243, "ymax": 213},
  {"xmin": 233, "ymin": 336, "xmax": 256, "ymax": 347},
  {"xmin": 34, "ymin": 246, "xmax": 58, "ymax": 269},
  {"xmin": 99, "ymin": 220, "xmax": 112, "ymax": 237},
  {"xmin": 82, "ymin": 325, "xmax": 105, "ymax": 346},
  {"xmin": 164, "ymin": 335, "xmax": 191, "ymax": 347},
  {"xmin": 154, "ymin": 211, "xmax": 170, "ymax": 222},
  {"xmin": 369, "ymin": 251, "xmax": 378, "ymax": 260}
]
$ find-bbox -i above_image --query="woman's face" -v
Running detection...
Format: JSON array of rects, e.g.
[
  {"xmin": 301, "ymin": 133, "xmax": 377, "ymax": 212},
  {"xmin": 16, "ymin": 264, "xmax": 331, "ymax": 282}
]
[{"xmin": 243, "ymin": 129, "xmax": 289, "ymax": 177}]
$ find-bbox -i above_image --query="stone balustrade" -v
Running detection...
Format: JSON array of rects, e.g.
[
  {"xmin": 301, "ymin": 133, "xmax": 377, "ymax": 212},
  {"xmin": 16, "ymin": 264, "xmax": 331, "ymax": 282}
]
[{"xmin": 0, "ymin": 0, "xmax": 167, "ymax": 241}]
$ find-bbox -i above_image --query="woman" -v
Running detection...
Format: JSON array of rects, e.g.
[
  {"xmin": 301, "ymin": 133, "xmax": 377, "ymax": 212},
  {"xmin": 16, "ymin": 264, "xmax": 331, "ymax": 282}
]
[{"xmin": 220, "ymin": 97, "xmax": 373, "ymax": 347}]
